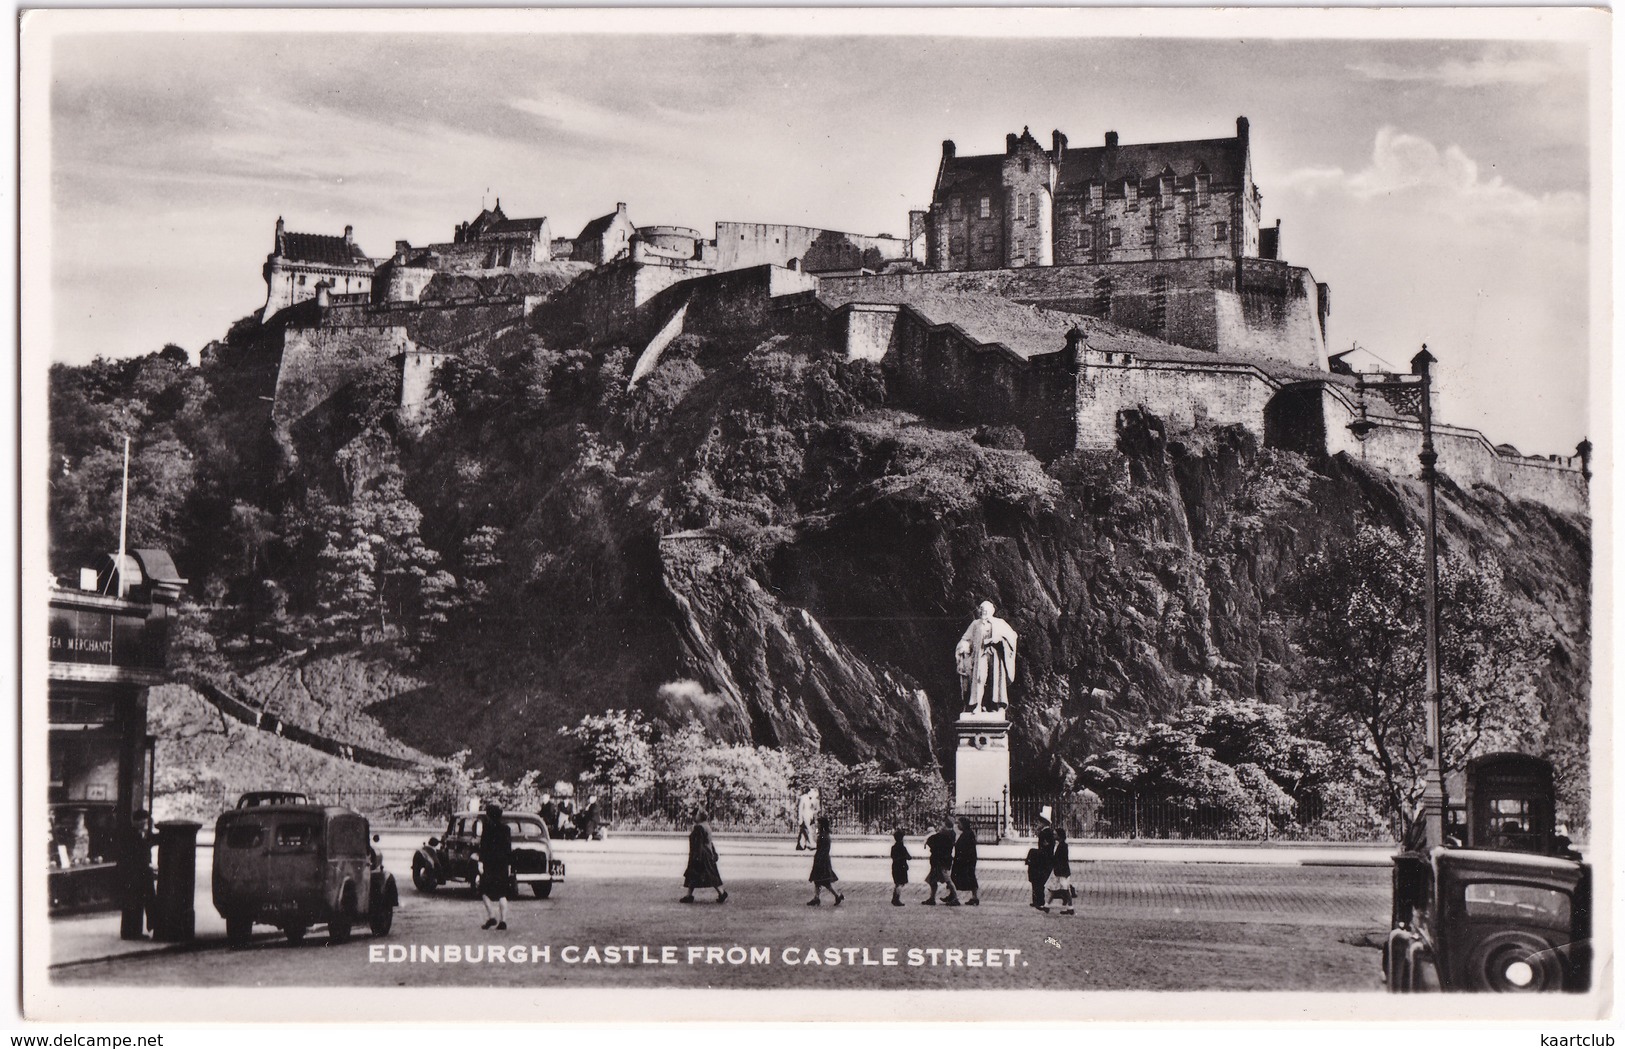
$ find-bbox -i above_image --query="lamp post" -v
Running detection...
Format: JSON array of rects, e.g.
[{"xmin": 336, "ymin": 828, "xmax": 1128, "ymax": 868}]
[{"xmin": 1350, "ymin": 346, "xmax": 1446, "ymax": 848}]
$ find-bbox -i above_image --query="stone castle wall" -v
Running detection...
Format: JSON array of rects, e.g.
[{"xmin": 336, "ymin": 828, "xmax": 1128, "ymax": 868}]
[
  {"xmin": 818, "ymin": 258, "xmax": 1326, "ymax": 371},
  {"xmin": 271, "ymin": 325, "xmax": 412, "ymax": 434}
]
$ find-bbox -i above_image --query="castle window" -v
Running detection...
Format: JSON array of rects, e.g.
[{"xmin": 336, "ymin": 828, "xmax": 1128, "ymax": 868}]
[
  {"xmin": 298, "ymin": 275, "xmax": 306, "ymax": 286},
  {"xmin": 950, "ymin": 234, "xmax": 965, "ymax": 255},
  {"xmin": 1081, "ymin": 228, "xmax": 1093, "ymax": 249},
  {"xmin": 1015, "ymin": 194, "xmax": 1026, "ymax": 221},
  {"xmin": 1089, "ymin": 183, "xmax": 1103, "ymax": 209},
  {"xmin": 979, "ymin": 232, "xmax": 995, "ymax": 252},
  {"xmin": 1196, "ymin": 175, "xmax": 1211, "ymax": 207},
  {"xmin": 979, "ymin": 197, "xmax": 992, "ymax": 219},
  {"xmin": 1125, "ymin": 182, "xmax": 1138, "ymax": 210},
  {"xmin": 1030, "ymin": 193, "xmax": 1039, "ymax": 224},
  {"xmin": 950, "ymin": 198, "xmax": 963, "ymax": 220},
  {"xmin": 1214, "ymin": 221, "xmax": 1228, "ymax": 242},
  {"xmin": 1022, "ymin": 158, "xmax": 1031, "ymax": 173},
  {"xmin": 1109, "ymin": 228, "xmax": 1122, "ymax": 247},
  {"xmin": 1178, "ymin": 222, "xmax": 1191, "ymax": 243}
]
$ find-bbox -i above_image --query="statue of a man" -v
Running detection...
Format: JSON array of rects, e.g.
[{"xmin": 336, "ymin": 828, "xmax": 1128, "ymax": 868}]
[{"xmin": 955, "ymin": 601, "xmax": 1018, "ymax": 716}]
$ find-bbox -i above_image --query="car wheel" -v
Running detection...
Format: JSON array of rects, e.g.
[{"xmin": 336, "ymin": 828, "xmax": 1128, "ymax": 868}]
[
  {"xmin": 226, "ymin": 916, "xmax": 253, "ymax": 949},
  {"xmin": 533, "ymin": 882, "xmax": 552, "ymax": 899},
  {"xmin": 369, "ymin": 901, "xmax": 394, "ymax": 937},
  {"xmin": 412, "ymin": 862, "xmax": 437, "ymax": 893},
  {"xmin": 329, "ymin": 891, "xmax": 355, "ymax": 945},
  {"xmin": 285, "ymin": 924, "xmax": 307, "ymax": 945},
  {"xmin": 1467, "ymin": 931, "xmax": 1565, "ymax": 992}
]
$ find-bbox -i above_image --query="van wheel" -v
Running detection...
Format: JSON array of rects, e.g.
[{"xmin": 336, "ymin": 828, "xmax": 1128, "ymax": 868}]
[
  {"xmin": 412, "ymin": 862, "xmax": 437, "ymax": 893},
  {"xmin": 369, "ymin": 901, "xmax": 394, "ymax": 937},
  {"xmin": 285, "ymin": 924, "xmax": 307, "ymax": 945},
  {"xmin": 533, "ymin": 882, "xmax": 552, "ymax": 899},
  {"xmin": 226, "ymin": 916, "xmax": 252, "ymax": 949}
]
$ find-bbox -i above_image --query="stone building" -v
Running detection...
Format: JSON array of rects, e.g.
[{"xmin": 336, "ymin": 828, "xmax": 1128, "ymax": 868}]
[
  {"xmin": 260, "ymin": 218, "xmax": 376, "ymax": 322},
  {"xmin": 713, "ymin": 221, "xmax": 911, "ymax": 275},
  {"xmin": 927, "ymin": 118, "xmax": 1268, "ymax": 272},
  {"xmin": 571, "ymin": 203, "xmax": 637, "ymax": 265},
  {"xmin": 450, "ymin": 200, "xmax": 553, "ymax": 266}
]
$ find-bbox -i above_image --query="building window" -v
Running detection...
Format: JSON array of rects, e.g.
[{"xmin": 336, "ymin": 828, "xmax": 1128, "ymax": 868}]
[
  {"xmin": 1089, "ymin": 183, "xmax": 1103, "ymax": 209},
  {"xmin": 950, "ymin": 234, "xmax": 965, "ymax": 255},
  {"xmin": 297, "ymin": 275, "xmax": 306, "ymax": 286},
  {"xmin": 1109, "ymin": 228, "xmax": 1122, "ymax": 247},
  {"xmin": 1178, "ymin": 223, "xmax": 1191, "ymax": 243},
  {"xmin": 979, "ymin": 232, "xmax": 995, "ymax": 252},
  {"xmin": 1125, "ymin": 182, "xmax": 1138, "ymax": 210},
  {"xmin": 1030, "ymin": 193, "xmax": 1040, "ymax": 224},
  {"xmin": 979, "ymin": 196, "xmax": 992, "ymax": 219},
  {"xmin": 1196, "ymin": 175, "xmax": 1211, "ymax": 207},
  {"xmin": 1081, "ymin": 228, "xmax": 1093, "ymax": 249},
  {"xmin": 1022, "ymin": 158, "xmax": 1031, "ymax": 173},
  {"xmin": 1015, "ymin": 194, "xmax": 1026, "ymax": 222},
  {"xmin": 950, "ymin": 198, "xmax": 963, "ymax": 220},
  {"xmin": 1214, "ymin": 221, "xmax": 1228, "ymax": 242}
]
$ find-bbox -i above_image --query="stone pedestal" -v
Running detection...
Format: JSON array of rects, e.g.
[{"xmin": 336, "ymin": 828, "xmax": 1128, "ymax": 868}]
[{"xmin": 953, "ymin": 716, "xmax": 1010, "ymax": 837}]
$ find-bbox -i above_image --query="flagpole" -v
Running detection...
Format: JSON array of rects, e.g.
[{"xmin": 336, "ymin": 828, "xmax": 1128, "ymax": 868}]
[{"xmin": 116, "ymin": 435, "xmax": 130, "ymax": 598}]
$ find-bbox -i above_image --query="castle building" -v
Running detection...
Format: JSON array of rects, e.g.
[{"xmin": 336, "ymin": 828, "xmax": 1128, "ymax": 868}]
[
  {"xmin": 572, "ymin": 203, "xmax": 638, "ymax": 265},
  {"xmin": 927, "ymin": 118, "xmax": 1268, "ymax": 271},
  {"xmin": 450, "ymin": 200, "xmax": 553, "ymax": 266},
  {"xmin": 260, "ymin": 218, "xmax": 376, "ymax": 322}
]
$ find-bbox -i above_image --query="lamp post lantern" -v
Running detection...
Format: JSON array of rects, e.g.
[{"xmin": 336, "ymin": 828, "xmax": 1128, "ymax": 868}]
[{"xmin": 1350, "ymin": 346, "xmax": 1447, "ymax": 848}]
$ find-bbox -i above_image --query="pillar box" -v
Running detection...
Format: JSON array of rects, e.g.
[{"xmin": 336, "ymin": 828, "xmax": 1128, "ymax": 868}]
[{"xmin": 152, "ymin": 820, "xmax": 201, "ymax": 942}]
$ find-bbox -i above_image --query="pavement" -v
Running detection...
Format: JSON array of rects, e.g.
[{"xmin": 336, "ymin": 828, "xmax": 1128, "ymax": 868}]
[{"xmin": 47, "ymin": 830, "xmax": 1400, "ymax": 970}]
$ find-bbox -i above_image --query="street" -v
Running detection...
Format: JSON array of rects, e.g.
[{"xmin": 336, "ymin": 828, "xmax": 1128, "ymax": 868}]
[{"xmin": 51, "ymin": 833, "xmax": 1391, "ymax": 991}]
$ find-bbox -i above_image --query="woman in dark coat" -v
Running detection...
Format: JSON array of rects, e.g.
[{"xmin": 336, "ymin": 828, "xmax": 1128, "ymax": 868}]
[
  {"xmin": 951, "ymin": 816, "xmax": 981, "ymax": 906},
  {"xmin": 1026, "ymin": 825, "xmax": 1056, "ymax": 910},
  {"xmin": 681, "ymin": 815, "xmax": 728, "ymax": 903},
  {"xmin": 807, "ymin": 816, "xmax": 844, "ymax": 906},
  {"xmin": 477, "ymin": 804, "xmax": 512, "ymax": 930}
]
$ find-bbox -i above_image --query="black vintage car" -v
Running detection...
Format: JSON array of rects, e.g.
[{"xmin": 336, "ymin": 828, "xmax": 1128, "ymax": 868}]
[
  {"xmin": 411, "ymin": 811, "xmax": 565, "ymax": 898},
  {"xmin": 1385, "ymin": 754, "xmax": 1591, "ymax": 992}
]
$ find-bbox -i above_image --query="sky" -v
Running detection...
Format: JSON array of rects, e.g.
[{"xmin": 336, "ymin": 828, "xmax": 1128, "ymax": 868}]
[{"xmin": 34, "ymin": 13, "xmax": 1602, "ymax": 454}]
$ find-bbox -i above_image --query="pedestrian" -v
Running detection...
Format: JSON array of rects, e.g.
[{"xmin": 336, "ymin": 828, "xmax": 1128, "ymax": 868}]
[
  {"xmin": 120, "ymin": 809, "xmax": 157, "ymax": 939},
  {"xmin": 806, "ymin": 816, "xmax": 844, "ymax": 906},
  {"xmin": 952, "ymin": 816, "xmax": 981, "ymax": 906},
  {"xmin": 889, "ymin": 829, "xmax": 910, "ymax": 907},
  {"xmin": 476, "ymin": 803, "xmax": 512, "ymax": 930},
  {"xmin": 795, "ymin": 787, "xmax": 819, "ymax": 851},
  {"xmin": 1026, "ymin": 824, "xmax": 1056, "ymax": 911},
  {"xmin": 922, "ymin": 821, "xmax": 960, "ymax": 905},
  {"xmin": 575, "ymin": 796, "xmax": 601, "ymax": 840},
  {"xmin": 1047, "ymin": 826, "xmax": 1076, "ymax": 915},
  {"xmin": 681, "ymin": 814, "xmax": 728, "ymax": 904}
]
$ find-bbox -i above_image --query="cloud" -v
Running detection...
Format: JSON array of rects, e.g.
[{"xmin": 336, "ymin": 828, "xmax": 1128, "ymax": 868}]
[
  {"xmin": 1280, "ymin": 127, "xmax": 1585, "ymax": 230},
  {"xmin": 1348, "ymin": 54, "xmax": 1566, "ymax": 88}
]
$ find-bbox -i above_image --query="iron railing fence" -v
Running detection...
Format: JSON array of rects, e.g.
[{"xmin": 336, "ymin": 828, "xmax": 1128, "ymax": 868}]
[{"xmin": 180, "ymin": 785, "xmax": 1396, "ymax": 843}]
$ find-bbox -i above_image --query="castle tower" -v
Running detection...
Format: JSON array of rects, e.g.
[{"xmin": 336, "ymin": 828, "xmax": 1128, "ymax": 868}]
[{"xmin": 1000, "ymin": 127, "xmax": 1055, "ymax": 268}]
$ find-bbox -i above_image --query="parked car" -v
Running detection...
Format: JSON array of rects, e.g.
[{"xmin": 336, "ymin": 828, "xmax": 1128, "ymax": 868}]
[
  {"xmin": 213, "ymin": 801, "xmax": 398, "ymax": 947},
  {"xmin": 1385, "ymin": 755, "xmax": 1591, "ymax": 993},
  {"xmin": 412, "ymin": 811, "xmax": 565, "ymax": 898}
]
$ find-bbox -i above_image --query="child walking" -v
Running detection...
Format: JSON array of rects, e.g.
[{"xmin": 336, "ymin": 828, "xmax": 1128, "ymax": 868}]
[
  {"xmin": 807, "ymin": 816, "xmax": 844, "ymax": 906},
  {"xmin": 889, "ymin": 829, "xmax": 910, "ymax": 907}
]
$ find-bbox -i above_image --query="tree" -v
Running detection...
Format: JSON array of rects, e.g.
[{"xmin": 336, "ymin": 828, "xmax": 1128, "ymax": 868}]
[
  {"xmin": 559, "ymin": 710, "xmax": 656, "ymax": 792},
  {"xmin": 1286, "ymin": 525, "xmax": 1547, "ymax": 839}
]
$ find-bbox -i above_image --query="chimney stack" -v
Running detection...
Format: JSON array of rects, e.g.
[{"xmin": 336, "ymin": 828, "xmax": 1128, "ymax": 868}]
[
  {"xmin": 1051, "ymin": 130, "xmax": 1068, "ymax": 164},
  {"xmin": 1006, "ymin": 132, "xmax": 1020, "ymax": 153},
  {"xmin": 274, "ymin": 216, "xmax": 286, "ymax": 254},
  {"xmin": 1236, "ymin": 116, "xmax": 1250, "ymax": 144},
  {"xmin": 343, "ymin": 225, "xmax": 354, "ymax": 245},
  {"xmin": 1105, "ymin": 131, "xmax": 1119, "ymax": 149},
  {"xmin": 942, "ymin": 140, "xmax": 956, "ymax": 159},
  {"xmin": 616, "ymin": 202, "xmax": 627, "ymax": 215}
]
